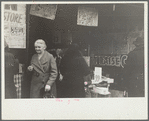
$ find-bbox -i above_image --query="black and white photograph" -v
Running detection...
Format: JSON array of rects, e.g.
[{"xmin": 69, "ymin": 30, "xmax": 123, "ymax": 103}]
[{"xmin": 1, "ymin": 1, "xmax": 148, "ymax": 120}]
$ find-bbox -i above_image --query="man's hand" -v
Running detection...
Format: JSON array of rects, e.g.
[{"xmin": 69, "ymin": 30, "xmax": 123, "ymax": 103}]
[
  {"xmin": 28, "ymin": 65, "xmax": 33, "ymax": 71},
  {"xmin": 45, "ymin": 85, "xmax": 51, "ymax": 92}
]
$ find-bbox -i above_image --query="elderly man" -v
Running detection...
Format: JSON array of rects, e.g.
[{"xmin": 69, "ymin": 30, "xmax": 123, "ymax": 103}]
[
  {"xmin": 123, "ymin": 37, "xmax": 144, "ymax": 97},
  {"xmin": 5, "ymin": 40, "xmax": 19, "ymax": 98},
  {"xmin": 28, "ymin": 39, "xmax": 57, "ymax": 98}
]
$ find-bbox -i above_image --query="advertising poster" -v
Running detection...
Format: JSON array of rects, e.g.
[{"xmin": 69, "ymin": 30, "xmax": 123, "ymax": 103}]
[
  {"xmin": 30, "ymin": 4, "xmax": 57, "ymax": 20},
  {"xmin": 4, "ymin": 4, "xmax": 26, "ymax": 48},
  {"xmin": 77, "ymin": 6, "xmax": 98, "ymax": 26}
]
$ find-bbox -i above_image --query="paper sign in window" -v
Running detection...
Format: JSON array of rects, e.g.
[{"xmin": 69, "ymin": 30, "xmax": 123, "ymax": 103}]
[{"xmin": 77, "ymin": 6, "xmax": 98, "ymax": 27}]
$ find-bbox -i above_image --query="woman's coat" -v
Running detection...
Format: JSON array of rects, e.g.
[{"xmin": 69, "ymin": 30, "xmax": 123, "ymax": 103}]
[
  {"xmin": 60, "ymin": 51, "xmax": 90, "ymax": 98},
  {"xmin": 30, "ymin": 51, "xmax": 57, "ymax": 98}
]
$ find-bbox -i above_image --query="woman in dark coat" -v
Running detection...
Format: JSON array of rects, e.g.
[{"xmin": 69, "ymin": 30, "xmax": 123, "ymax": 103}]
[
  {"xmin": 59, "ymin": 44, "xmax": 90, "ymax": 98},
  {"xmin": 28, "ymin": 39, "xmax": 57, "ymax": 98},
  {"xmin": 5, "ymin": 41, "xmax": 19, "ymax": 98}
]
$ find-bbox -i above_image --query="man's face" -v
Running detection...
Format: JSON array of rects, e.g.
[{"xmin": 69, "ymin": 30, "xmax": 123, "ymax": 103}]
[{"xmin": 34, "ymin": 40, "xmax": 46, "ymax": 54}]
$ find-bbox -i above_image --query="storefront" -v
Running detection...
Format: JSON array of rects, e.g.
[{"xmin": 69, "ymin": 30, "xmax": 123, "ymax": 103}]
[{"xmin": 4, "ymin": 3, "xmax": 144, "ymax": 98}]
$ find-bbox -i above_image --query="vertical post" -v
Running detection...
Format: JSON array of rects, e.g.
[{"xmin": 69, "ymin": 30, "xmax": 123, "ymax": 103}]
[
  {"xmin": 21, "ymin": 4, "xmax": 30, "ymax": 98},
  {"xmin": 26, "ymin": 5, "xmax": 30, "ymax": 64},
  {"xmin": 88, "ymin": 44, "xmax": 90, "ymax": 56}
]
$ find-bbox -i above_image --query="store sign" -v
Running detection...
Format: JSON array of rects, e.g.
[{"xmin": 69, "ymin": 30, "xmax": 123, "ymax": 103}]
[
  {"xmin": 30, "ymin": 4, "xmax": 57, "ymax": 20},
  {"xmin": 77, "ymin": 6, "xmax": 98, "ymax": 26},
  {"xmin": 4, "ymin": 4, "xmax": 26, "ymax": 48},
  {"xmin": 93, "ymin": 55, "xmax": 128, "ymax": 68}
]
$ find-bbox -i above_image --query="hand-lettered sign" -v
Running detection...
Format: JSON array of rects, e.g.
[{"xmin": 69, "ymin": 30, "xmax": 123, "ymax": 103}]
[
  {"xmin": 77, "ymin": 6, "xmax": 98, "ymax": 27},
  {"xmin": 4, "ymin": 4, "xmax": 26, "ymax": 48},
  {"xmin": 30, "ymin": 4, "xmax": 57, "ymax": 20}
]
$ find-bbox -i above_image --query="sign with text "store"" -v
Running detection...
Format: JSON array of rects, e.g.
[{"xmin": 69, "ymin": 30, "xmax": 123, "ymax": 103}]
[{"xmin": 4, "ymin": 4, "xmax": 26, "ymax": 48}]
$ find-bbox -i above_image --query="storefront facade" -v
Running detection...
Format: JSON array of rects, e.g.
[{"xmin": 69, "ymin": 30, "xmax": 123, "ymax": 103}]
[{"xmin": 4, "ymin": 3, "xmax": 144, "ymax": 98}]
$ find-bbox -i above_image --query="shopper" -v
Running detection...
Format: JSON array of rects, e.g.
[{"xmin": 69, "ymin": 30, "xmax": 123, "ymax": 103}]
[
  {"xmin": 123, "ymin": 37, "xmax": 144, "ymax": 97},
  {"xmin": 59, "ymin": 44, "xmax": 90, "ymax": 98},
  {"xmin": 5, "ymin": 41, "xmax": 19, "ymax": 98},
  {"xmin": 55, "ymin": 48, "xmax": 63, "ymax": 97},
  {"xmin": 48, "ymin": 48, "xmax": 63, "ymax": 98},
  {"xmin": 28, "ymin": 39, "xmax": 57, "ymax": 98}
]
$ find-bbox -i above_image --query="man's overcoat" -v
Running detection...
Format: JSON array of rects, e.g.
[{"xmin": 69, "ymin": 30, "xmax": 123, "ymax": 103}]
[{"xmin": 123, "ymin": 46, "xmax": 144, "ymax": 97}]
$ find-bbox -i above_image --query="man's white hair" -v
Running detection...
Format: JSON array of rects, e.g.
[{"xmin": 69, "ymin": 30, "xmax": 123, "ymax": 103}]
[{"xmin": 34, "ymin": 39, "xmax": 47, "ymax": 49}]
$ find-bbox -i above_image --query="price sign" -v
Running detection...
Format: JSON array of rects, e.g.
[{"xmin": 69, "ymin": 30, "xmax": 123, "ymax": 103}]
[{"xmin": 92, "ymin": 67, "xmax": 102, "ymax": 84}]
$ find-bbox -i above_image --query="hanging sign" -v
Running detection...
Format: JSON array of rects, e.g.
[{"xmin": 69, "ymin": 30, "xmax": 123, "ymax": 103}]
[
  {"xmin": 4, "ymin": 4, "xmax": 26, "ymax": 48},
  {"xmin": 77, "ymin": 6, "xmax": 98, "ymax": 26},
  {"xmin": 30, "ymin": 4, "xmax": 57, "ymax": 20}
]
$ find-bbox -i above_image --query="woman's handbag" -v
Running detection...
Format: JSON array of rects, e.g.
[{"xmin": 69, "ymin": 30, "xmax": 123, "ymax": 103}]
[
  {"xmin": 40, "ymin": 87, "xmax": 55, "ymax": 98},
  {"xmin": 43, "ymin": 91, "xmax": 55, "ymax": 98}
]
